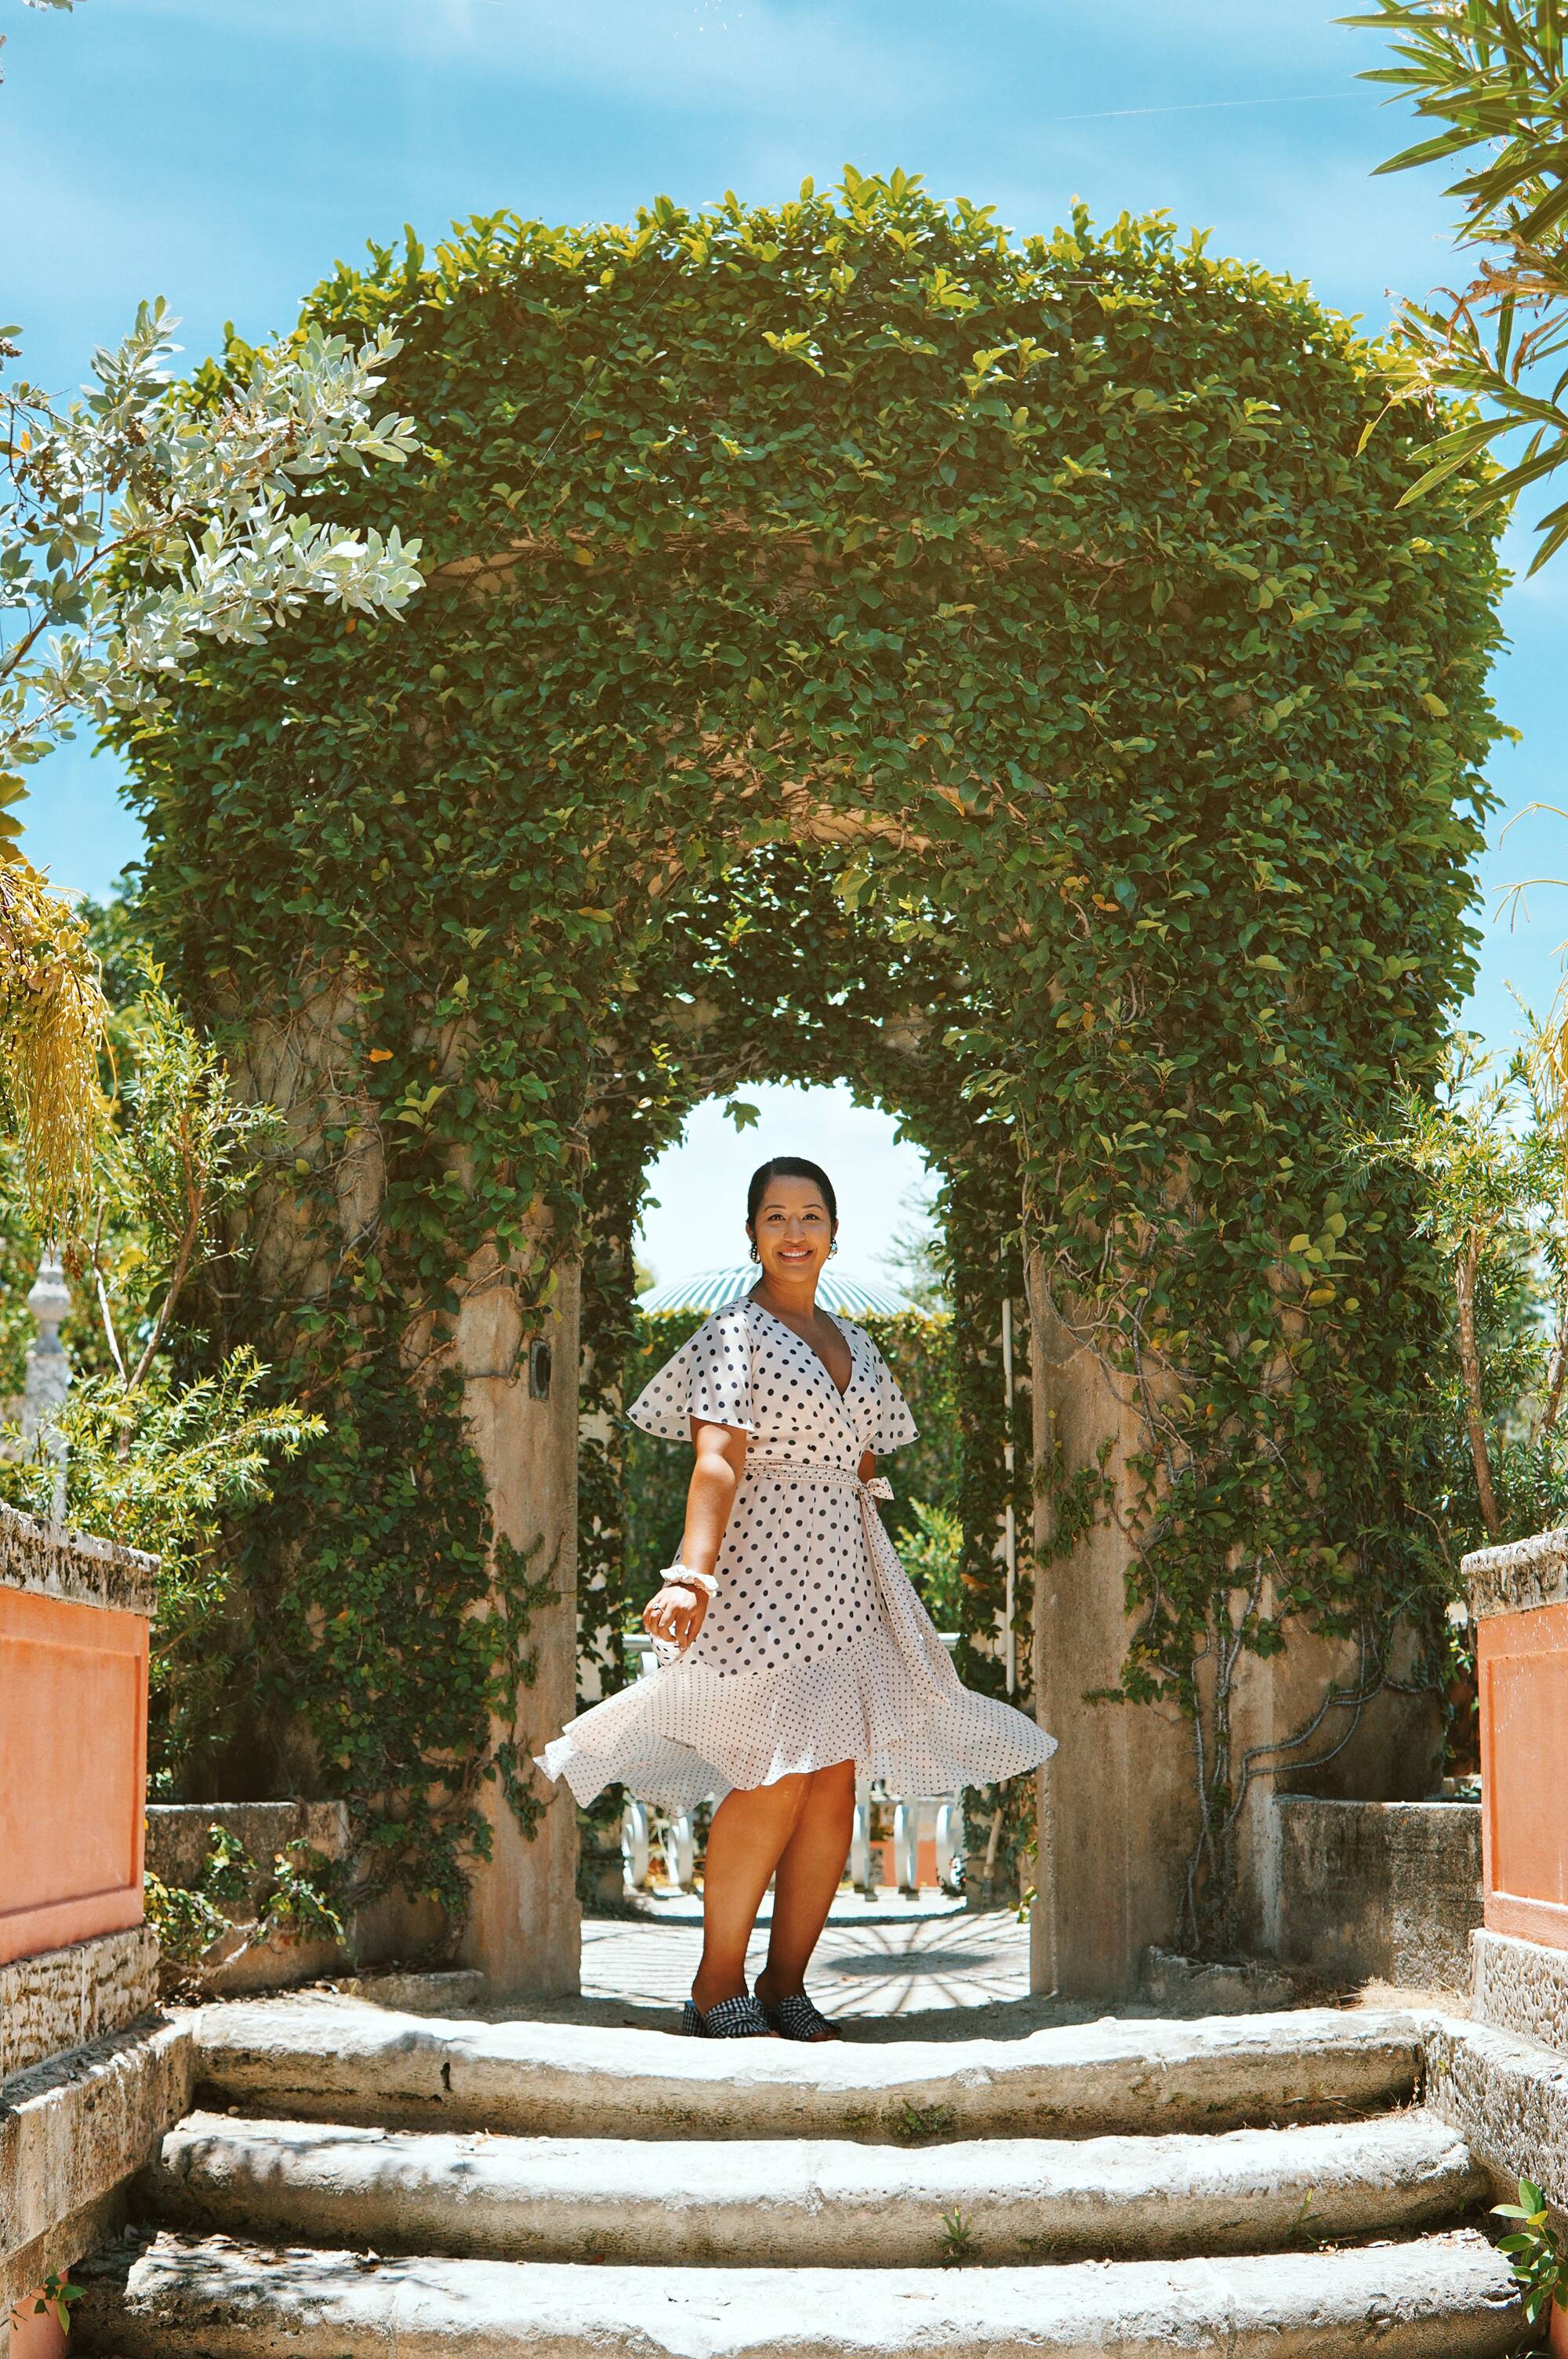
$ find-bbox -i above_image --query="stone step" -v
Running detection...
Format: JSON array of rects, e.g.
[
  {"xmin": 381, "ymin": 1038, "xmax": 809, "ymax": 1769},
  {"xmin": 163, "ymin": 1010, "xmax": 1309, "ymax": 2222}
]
[
  {"xmin": 193, "ymin": 2000, "xmax": 1426, "ymax": 2140},
  {"xmin": 74, "ymin": 2229, "xmax": 1520, "ymax": 2357},
  {"xmin": 142, "ymin": 2106, "xmax": 1486, "ymax": 2267}
]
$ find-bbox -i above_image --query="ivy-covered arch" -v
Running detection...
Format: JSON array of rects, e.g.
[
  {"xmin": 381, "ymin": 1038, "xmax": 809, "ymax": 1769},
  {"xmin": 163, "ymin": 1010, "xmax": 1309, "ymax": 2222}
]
[
  {"xmin": 118, "ymin": 173, "xmax": 1504, "ymax": 1996},
  {"xmin": 571, "ymin": 839, "xmax": 1036, "ymax": 1904}
]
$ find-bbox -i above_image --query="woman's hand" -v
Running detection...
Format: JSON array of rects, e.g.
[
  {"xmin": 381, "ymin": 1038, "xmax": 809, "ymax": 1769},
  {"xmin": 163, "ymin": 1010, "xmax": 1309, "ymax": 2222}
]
[
  {"xmin": 644, "ymin": 1422, "xmax": 742, "ymax": 1656},
  {"xmin": 643, "ymin": 1578, "xmax": 709, "ymax": 1652}
]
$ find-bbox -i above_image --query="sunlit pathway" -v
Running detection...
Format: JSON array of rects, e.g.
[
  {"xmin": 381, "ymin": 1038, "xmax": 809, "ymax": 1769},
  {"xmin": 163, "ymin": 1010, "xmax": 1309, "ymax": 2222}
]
[{"xmin": 581, "ymin": 1897, "xmax": 1030, "ymax": 2017}]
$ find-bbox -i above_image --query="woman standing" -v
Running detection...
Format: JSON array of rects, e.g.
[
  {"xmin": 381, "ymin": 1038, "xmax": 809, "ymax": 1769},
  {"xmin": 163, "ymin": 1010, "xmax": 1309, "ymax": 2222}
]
[{"xmin": 539, "ymin": 1155, "xmax": 1055, "ymax": 2041}]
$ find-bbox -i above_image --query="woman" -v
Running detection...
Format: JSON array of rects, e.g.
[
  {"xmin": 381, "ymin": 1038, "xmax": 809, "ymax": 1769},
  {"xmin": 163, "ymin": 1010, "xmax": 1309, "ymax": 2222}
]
[{"xmin": 539, "ymin": 1155, "xmax": 1055, "ymax": 2041}]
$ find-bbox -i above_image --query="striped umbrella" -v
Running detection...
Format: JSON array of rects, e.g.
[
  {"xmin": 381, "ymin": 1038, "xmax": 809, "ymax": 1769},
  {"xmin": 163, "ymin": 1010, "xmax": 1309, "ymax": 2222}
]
[{"xmin": 638, "ymin": 1264, "xmax": 917, "ymax": 1318}]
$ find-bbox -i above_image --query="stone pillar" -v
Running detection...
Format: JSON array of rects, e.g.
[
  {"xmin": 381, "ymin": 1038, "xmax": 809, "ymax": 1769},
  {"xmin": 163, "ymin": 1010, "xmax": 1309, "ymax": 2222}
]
[
  {"xmin": 229, "ymin": 983, "xmax": 586, "ymax": 1989},
  {"xmin": 452, "ymin": 1250, "xmax": 583, "ymax": 1999},
  {"xmin": 1027, "ymin": 1252, "xmax": 1198, "ymax": 1999}
]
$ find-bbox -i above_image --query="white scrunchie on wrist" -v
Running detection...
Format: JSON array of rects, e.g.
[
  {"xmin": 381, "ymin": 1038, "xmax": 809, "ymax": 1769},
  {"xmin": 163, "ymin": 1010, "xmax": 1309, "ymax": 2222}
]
[{"xmin": 665, "ymin": 1562, "xmax": 718, "ymax": 1598}]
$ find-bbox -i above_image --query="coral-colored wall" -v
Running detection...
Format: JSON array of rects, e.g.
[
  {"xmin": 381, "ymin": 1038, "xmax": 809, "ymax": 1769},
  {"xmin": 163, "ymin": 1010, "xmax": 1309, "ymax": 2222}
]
[
  {"xmin": 0, "ymin": 1585, "xmax": 147, "ymax": 1968},
  {"xmin": 1479, "ymin": 1597, "xmax": 1568, "ymax": 1950}
]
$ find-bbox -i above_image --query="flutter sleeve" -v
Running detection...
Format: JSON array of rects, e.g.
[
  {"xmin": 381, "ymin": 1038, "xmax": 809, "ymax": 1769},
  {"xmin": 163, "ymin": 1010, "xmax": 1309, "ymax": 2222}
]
[
  {"xmin": 626, "ymin": 1306, "xmax": 756, "ymax": 1442},
  {"xmin": 866, "ymin": 1339, "xmax": 919, "ymax": 1453}
]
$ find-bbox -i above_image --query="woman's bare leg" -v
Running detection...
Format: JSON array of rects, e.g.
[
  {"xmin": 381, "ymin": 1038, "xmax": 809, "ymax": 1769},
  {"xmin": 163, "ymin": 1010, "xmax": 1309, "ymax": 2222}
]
[
  {"xmin": 755, "ymin": 1759, "xmax": 855, "ymax": 2035},
  {"xmin": 691, "ymin": 1773, "xmax": 810, "ymax": 2014}
]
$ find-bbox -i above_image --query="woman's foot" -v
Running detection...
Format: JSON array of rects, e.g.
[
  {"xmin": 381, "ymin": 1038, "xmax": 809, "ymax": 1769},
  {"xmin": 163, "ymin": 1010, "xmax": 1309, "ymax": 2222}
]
[
  {"xmin": 684, "ymin": 1988, "xmax": 777, "ymax": 2038},
  {"xmin": 691, "ymin": 1965, "xmax": 750, "ymax": 2016},
  {"xmin": 689, "ymin": 1966, "xmax": 781, "ymax": 2036},
  {"xmin": 754, "ymin": 1965, "xmax": 839, "ymax": 2041}
]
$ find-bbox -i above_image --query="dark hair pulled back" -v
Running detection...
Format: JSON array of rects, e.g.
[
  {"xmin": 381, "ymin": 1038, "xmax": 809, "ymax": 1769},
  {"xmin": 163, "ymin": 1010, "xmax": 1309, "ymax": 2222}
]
[{"xmin": 746, "ymin": 1156, "xmax": 838, "ymax": 1232}]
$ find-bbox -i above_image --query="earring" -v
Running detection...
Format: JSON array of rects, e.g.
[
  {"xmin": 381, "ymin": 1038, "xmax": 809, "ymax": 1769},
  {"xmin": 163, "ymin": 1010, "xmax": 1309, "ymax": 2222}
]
[
  {"xmin": 829, "ymin": 1241, "xmax": 839, "ymax": 1256},
  {"xmin": 749, "ymin": 1242, "xmax": 760, "ymax": 1263}
]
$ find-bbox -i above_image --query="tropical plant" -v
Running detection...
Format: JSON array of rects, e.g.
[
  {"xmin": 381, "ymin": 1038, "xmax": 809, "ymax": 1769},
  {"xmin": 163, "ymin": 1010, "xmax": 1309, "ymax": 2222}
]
[
  {"xmin": 884, "ymin": 1183, "xmax": 953, "ymax": 1315},
  {"xmin": 1343, "ymin": 1030, "xmax": 1568, "ymax": 1775},
  {"xmin": 1493, "ymin": 2176, "xmax": 1568, "ymax": 2328},
  {"xmin": 1344, "ymin": 0, "xmax": 1568, "ymax": 568},
  {"xmin": 74, "ymin": 954, "xmax": 280, "ymax": 1386}
]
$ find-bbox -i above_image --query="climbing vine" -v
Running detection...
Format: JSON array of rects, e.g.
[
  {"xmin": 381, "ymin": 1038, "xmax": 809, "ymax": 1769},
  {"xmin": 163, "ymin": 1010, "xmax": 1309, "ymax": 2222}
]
[{"xmin": 113, "ymin": 173, "xmax": 1504, "ymax": 1943}]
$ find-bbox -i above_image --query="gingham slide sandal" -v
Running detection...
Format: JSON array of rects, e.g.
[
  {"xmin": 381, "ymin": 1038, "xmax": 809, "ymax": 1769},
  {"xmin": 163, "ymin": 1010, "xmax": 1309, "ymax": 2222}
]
[
  {"xmin": 680, "ymin": 1993, "xmax": 775, "ymax": 2037},
  {"xmin": 761, "ymin": 1991, "xmax": 839, "ymax": 2041}
]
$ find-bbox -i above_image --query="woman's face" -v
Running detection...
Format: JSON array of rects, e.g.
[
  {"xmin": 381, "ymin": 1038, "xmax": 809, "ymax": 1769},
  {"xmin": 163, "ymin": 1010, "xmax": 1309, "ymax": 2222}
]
[{"xmin": 750, "ymin": 1176, "xmax": 836, "ymax": 1289}]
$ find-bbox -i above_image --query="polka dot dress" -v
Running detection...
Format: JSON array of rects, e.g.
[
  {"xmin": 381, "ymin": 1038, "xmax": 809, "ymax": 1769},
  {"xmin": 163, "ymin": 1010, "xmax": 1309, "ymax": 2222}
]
[{"xmin": 538, "ymin": 1296, "xmax": 1057, "ymax": 1812}]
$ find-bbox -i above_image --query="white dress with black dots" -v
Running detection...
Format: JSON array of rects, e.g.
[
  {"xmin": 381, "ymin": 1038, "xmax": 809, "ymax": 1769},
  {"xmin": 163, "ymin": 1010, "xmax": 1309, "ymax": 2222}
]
[{"xmin": 537, "ymin": 1296, "xmax": 1057, "ymax": 1812}]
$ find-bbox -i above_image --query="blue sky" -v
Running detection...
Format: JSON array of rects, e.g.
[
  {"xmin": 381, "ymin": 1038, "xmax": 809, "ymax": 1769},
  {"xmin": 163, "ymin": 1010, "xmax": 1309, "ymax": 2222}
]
[{"xmin": 5, "ymin": 0, "xmax": 1565, "ymax": 1277}]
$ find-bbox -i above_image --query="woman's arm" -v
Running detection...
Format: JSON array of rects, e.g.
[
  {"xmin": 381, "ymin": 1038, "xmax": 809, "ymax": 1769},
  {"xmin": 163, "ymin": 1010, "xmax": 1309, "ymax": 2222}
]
[{"xmin": 642, "ymin": 1417, "xmax": 749, "ymax": 1652}]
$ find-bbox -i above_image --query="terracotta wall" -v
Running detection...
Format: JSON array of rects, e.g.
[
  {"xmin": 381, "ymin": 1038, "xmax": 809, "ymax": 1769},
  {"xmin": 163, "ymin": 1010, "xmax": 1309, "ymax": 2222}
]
[
  {"xmin": 0, "ymin": 1509, "xmax": 156, "ymax": 1972},
  {"xmin": 1465, "ymin": 1527, "xmax": 1568, "ymax": 1954}
]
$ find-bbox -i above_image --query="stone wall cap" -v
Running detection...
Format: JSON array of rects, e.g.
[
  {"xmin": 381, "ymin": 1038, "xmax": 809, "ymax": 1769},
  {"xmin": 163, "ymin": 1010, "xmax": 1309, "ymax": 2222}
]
[
  {"xmin": 1272, "ymin": 1794, "xmax": 1480, "ymax": 1815},
  {"xmin": 0, "ymin": 1499, "xmax": 158, "ymax": 1618},
  {"xmin": 1463, "ymin": 1523, "xmax": 1568, "ymax": 1621}
]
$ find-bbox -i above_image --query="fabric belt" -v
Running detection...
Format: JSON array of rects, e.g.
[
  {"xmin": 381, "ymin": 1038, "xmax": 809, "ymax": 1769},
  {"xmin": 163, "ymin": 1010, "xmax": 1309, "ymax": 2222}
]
[{"xmin": 742, "ymin": 1455, "xmax": 894, "ymax": 1505}]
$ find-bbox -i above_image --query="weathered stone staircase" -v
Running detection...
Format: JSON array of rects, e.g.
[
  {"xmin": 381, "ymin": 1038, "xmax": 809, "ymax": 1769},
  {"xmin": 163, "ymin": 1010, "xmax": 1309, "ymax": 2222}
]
[{"xmin": 74, "ymin": 1996, "xmax": 1522, "ymax": 2356}]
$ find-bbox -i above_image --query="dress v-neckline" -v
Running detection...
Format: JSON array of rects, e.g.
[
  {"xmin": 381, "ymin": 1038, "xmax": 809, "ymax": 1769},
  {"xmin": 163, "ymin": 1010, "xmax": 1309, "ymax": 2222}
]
[{"xmin": 746, "ymin": 1295, "xmax": 857, "ymax": 1402}]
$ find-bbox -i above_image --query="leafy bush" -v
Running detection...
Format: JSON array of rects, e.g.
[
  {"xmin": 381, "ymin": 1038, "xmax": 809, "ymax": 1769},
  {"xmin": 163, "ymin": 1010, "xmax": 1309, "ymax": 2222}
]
[
  {"xmin": 0, "ymin": 951, "xmax": 321, "ymax": 1786},
  {"xmin": 143, "ymin": 1823, "xmax": 343, "ymax": 1968},
  {"xmin": 895, "ymin": 1499, "xmax": 966, "ymax": 1630}
]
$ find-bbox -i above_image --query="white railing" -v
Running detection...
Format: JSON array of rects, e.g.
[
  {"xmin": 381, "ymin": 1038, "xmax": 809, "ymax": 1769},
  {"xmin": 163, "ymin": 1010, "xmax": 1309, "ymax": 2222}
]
[{"xmin": 619, "ymin": 1632, "xmax": 966, "ymax": 1900}]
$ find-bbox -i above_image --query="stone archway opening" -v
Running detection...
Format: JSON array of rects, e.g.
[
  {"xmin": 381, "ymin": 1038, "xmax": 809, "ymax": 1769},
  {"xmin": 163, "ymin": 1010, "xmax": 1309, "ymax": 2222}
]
[
  {"xmin": 570, "ymin": 1046, "xmax": 1040, "ymax": 2022},
  {"xmin": 565, "ymin": 830, "xmax": 1037, "ymax": 1934}
]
